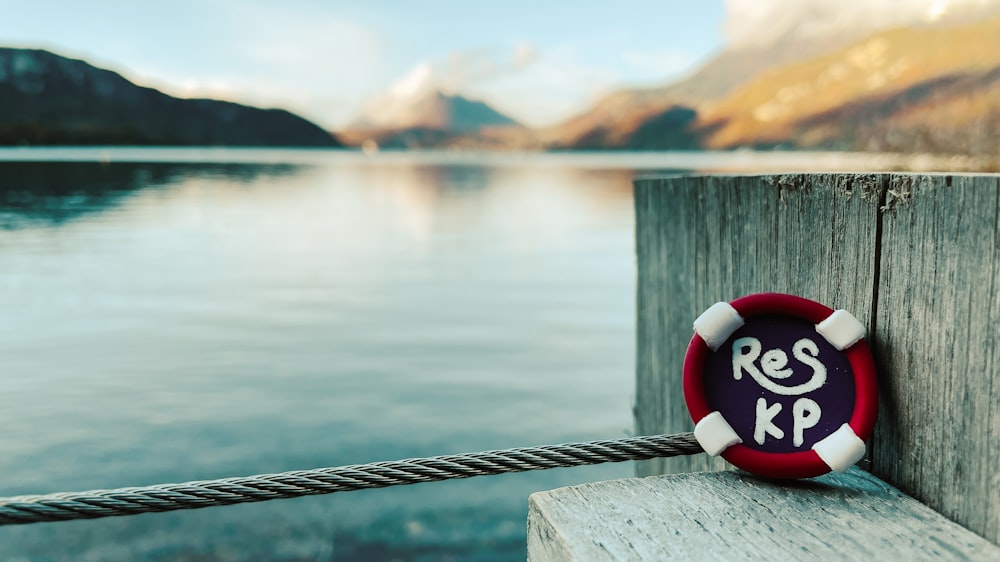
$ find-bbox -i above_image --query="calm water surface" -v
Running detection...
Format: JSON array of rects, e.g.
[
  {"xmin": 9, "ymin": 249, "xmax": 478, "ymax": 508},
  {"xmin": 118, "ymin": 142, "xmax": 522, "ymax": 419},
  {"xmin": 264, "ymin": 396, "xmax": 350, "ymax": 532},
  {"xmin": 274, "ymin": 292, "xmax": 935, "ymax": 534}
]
[{"xmin": 0, "ymin": 149, "xmax": 904, "ymax": 561}]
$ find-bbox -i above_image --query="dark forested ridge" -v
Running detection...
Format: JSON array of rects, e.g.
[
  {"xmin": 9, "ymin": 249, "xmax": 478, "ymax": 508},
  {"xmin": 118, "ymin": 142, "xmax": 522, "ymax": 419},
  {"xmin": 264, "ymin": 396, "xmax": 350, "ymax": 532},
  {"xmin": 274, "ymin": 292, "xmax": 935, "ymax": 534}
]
[{"xmin": 0, "ymin": 48, "xmax": 341, "ymax": 147}]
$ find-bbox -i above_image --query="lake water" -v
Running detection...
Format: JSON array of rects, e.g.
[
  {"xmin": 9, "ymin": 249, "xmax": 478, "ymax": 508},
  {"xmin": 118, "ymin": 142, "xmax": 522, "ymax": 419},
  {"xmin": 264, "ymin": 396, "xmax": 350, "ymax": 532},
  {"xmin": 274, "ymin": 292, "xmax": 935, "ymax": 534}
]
[{"xmin": 0, "ymin": 148, "xmax": 917, "ymax": 561}]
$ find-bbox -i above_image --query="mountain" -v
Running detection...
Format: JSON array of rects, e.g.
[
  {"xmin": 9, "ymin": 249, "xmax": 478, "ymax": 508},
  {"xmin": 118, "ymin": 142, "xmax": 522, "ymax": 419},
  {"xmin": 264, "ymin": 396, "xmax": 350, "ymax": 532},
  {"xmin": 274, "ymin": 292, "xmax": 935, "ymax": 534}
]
[
  {"xmin": 352, "ymin": 89, "xmax": 519, "ymax": 133},
  {"xmin": 0, "ymin": 48, "xmax": 341, "ymax": 147},
  {"xmin": 341, "ymin": 88, "xmax": 522, "ymax": 149},
  {"xmin": 545, "ymin": 9, "xmax": 1000, "ymax": 156},
  {"xmin": 339, "ymin": 61, "xmax": 523, "ymax": 149}
]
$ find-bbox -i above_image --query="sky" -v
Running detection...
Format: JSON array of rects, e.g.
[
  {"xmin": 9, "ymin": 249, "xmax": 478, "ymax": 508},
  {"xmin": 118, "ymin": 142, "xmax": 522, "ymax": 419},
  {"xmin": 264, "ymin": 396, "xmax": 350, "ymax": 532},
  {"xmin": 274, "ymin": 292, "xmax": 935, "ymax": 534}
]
[
  {"xmin": 1, "ymin": 0, "xmax": 992, "ymax": 129},
  {"xmin": 0, "ymin": 0, "xmax": 726, "ymax": 128}
]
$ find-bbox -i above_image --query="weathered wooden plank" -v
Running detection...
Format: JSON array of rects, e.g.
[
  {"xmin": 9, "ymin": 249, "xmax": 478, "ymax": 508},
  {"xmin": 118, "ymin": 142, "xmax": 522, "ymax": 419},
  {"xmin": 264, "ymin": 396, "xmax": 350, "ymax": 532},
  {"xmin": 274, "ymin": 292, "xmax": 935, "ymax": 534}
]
[
  {"xmin": 872, "ymin": 174, "xmax": 1000, "ymax": 543},
  {"xmin": 527, "ymin": 468, "xmax": 1000, "ymax": 561},
  {"xmin": 634, "ymin": 174, "xmax": 882, "ymax": 476}
]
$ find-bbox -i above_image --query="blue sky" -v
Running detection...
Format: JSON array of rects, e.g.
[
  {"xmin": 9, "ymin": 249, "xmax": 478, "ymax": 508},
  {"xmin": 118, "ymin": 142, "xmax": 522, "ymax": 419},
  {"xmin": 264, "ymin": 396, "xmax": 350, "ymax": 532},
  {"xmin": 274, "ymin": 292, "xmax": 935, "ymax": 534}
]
[{"xmin": 0, "ymin": 0, "xmax": 726, "ymax": 127}]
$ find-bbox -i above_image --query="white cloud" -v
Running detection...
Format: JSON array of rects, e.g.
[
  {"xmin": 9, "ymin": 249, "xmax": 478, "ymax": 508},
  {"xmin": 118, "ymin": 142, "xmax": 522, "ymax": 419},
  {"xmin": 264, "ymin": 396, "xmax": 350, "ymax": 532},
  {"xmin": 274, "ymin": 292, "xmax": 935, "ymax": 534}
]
[
  {"xmin": 355, "ymin": 44, "xmax": 631, "ymax": 129},
  {"xmin": 238, "ymin": 17, "xmax": 382, "ymax": 80},
  {"xmin": 352, "ymin": 63, "xmax": 440, "ymax": 129},
  {"xmin": 466, "ymin": 45, "xmax": 706, "ymax": 127},
  {"xmin": 463, "ymin": 49, "xmax": 624, "ymax": 127},
  {"xmin": 135, "ymin": 4, "xmax": 387, "ymax": 128},
  {"xmin": 354, "ymin": 43, "xmax": 594, "ymax": 128},
  {"xmin": 512, "ymin": 43, "xmax": 539, "ymax": 69},
  {"xmin": 724, "ymin": 0, "xmax": 1000, "ymax": 48},
  {"xmin": 437, "ymin": 43, "xmax": 542, "ymax": 93},
  {"xmin": 388, "ymin": 63, "xmax": 438, "ymax": 100},
  {"xmin": 622, "ymin": 49, "xmax": 699, "ymax": 80},
  {"xmin": 355, "ymin": 42, "xmax": 694, "ymax": 129}
]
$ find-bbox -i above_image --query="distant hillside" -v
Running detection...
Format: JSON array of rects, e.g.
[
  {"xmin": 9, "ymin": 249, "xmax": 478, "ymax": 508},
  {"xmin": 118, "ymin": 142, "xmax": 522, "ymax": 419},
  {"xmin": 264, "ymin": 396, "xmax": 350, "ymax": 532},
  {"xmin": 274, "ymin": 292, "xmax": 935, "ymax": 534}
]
[
  {"xmin": 539, "ymin": 35, "xmax": 857, "ymax": 149},
  {"xmin": 697, "ymin": 17, "xmax": 1000, "ymax": 154},
  {"xmin": 545, "ymin": 14, "xmax": 1000, "ymax": 157},
  {"xmin": 0, "ymin": 48, "xmax": 341, "ymax": 147}
]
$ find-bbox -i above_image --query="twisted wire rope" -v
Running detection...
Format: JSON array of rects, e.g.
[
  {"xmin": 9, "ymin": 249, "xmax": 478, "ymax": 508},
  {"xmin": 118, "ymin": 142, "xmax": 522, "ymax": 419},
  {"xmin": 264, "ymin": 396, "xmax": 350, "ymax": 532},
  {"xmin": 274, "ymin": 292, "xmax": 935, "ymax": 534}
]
[{"xmin": 0, "ymin": 432, "xmax": 701, "ymax": 525}]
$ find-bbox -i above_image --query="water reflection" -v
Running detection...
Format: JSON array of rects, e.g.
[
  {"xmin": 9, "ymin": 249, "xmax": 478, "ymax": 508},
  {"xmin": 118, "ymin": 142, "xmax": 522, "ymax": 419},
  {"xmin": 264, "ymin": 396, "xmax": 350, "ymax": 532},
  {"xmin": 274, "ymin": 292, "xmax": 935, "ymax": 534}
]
[
  {"xmin": 0, "ymin": 151, "xmax": 643, "ymax": 561},
  {"xmin": 0, "ymin": 161, "xmax": 304, "ymax": 229}
]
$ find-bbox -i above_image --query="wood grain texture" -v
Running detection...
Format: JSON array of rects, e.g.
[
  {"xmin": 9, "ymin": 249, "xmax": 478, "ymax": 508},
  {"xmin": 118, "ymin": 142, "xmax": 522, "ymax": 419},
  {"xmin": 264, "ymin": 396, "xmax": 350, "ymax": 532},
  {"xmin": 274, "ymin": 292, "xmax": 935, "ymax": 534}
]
[
  {"xmin": 633, "ymin": 173, "xmax": 1000, "ymax": 544},
  {"xmin": 527, "ymin": 468, "xmax": 1000, "ymax": 561},
  {"xmin": 872, "ymin": 174, "xmax": 1000, "ymax": 543},
  {"xmin": 634, "ymin": 174, "xmax": 881, "ymax": 476}
]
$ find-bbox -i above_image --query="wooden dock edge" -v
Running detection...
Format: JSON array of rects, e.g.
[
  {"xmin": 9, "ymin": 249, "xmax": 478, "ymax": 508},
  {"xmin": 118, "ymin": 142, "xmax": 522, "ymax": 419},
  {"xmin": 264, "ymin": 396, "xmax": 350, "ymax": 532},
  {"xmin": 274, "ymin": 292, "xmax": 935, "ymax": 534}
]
[{"xmin": 527, "ymin": 468, "xmax": 1000, "ymax": 561}]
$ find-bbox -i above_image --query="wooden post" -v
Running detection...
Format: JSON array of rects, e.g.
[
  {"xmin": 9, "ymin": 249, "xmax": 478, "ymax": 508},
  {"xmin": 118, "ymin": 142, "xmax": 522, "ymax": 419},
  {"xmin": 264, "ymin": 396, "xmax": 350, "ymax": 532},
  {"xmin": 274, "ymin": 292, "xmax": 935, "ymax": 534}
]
[
  {"xmin": 873, "ymin": 174, "xmax": 1000, "ymax": 542},
  {"xmin": 633, "ymin": 173, "xmax": 1000, "ymax": 543}
]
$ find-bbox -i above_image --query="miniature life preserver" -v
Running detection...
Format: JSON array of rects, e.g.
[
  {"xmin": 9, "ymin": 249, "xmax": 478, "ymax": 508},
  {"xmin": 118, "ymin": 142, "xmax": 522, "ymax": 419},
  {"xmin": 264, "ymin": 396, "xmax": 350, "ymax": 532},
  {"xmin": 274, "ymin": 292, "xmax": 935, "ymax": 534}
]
[{"xmin": 683, "ymin": 293, "xmax": 878, "ymax": 479}]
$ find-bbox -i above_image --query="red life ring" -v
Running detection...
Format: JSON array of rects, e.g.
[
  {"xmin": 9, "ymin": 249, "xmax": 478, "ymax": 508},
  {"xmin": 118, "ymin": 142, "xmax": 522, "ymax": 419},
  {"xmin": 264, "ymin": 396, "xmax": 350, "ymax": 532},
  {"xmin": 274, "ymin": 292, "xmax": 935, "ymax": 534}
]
[{"xmin": 683, "ymin": 293, "xmax": 878, "ymax": 479}]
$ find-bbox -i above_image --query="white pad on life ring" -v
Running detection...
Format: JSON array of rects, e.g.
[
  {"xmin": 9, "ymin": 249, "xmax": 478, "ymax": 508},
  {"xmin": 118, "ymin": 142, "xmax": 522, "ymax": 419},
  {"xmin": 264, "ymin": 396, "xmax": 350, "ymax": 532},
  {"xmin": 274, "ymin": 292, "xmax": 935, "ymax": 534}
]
[
  {"xmin": 693, "ymin": 302, "xmax": 745, "ymax": 351},
  {"xmin": 694, "ymin": 411, "xmax": 743, "ymax": 456},
  {"xmin": 815, "ymin": 309, "xmax": 866, "ymax": 351},
  {"xmin": 812, "ymin": 424, "xmax": 866, "ymax": 472}
]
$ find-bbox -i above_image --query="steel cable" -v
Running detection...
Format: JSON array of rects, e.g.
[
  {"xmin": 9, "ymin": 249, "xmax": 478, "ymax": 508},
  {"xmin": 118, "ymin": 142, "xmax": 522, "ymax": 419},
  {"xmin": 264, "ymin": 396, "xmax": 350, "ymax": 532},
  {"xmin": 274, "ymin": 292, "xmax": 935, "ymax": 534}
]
[{"xmin": 0, "ymin": 432, "xmax": 702, "ymax": 525}]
